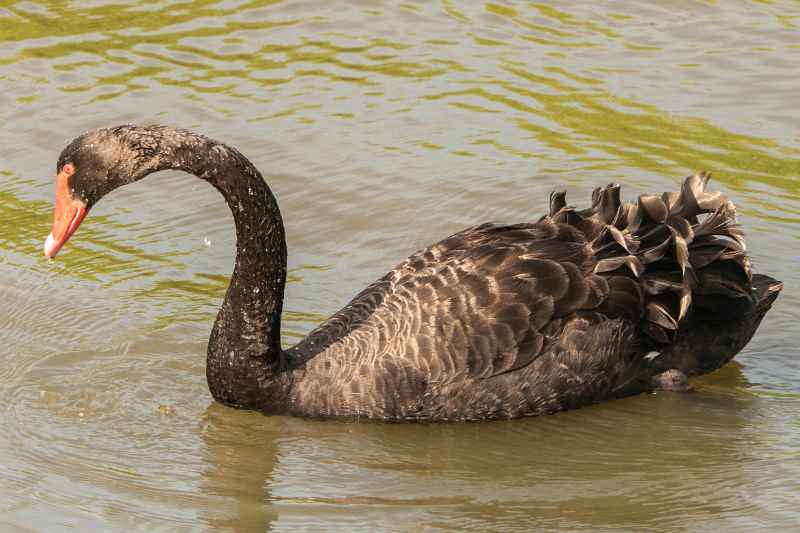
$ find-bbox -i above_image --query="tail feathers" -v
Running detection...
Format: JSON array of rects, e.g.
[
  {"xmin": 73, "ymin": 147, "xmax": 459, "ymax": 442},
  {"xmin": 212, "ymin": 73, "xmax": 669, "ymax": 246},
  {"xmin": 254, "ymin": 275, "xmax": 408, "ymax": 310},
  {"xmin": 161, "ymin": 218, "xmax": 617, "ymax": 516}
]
[{"xmin": 548, "ymin": 172, "xmax": 751, "ymax": 345}]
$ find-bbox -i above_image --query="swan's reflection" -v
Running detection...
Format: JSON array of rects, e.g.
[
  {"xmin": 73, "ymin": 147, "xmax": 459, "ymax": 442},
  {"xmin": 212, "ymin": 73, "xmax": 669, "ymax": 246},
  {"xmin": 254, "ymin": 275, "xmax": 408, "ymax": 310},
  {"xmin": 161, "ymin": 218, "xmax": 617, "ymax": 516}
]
[
  {"xmin": 198, "ymin": 364, "xmax": 759, "ymax": 531},
  {"xmin": 199, "ymin": 403, "xmax": 281, "ymax": 531}
]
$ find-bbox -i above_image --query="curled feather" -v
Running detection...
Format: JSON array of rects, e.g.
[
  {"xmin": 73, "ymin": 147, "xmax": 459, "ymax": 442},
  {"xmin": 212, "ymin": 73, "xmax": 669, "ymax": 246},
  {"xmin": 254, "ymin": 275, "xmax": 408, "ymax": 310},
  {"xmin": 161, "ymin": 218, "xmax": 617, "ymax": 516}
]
[
  {"xmin": 549, "ymin": 190, "xmax": 567, "ymax": 217},
  {"xmin": 546, "ymin": 172, "xmax": 754, "ymax": 348}
]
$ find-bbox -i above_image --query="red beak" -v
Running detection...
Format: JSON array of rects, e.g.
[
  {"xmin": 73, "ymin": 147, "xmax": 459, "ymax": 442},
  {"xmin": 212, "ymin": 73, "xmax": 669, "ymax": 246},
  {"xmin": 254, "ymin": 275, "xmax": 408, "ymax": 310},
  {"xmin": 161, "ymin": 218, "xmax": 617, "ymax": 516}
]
[{"xmin": 44, "ymin": 166, "xmax": 87, "ymax": 259}]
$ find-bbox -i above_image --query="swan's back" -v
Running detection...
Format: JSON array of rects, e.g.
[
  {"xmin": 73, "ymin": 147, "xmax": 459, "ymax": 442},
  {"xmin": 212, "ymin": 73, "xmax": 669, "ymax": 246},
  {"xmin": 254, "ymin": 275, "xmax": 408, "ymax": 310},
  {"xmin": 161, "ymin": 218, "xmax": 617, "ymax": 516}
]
[{"xmin": 285, "ymin": 173, "xmax": 776, "ymax": 421}]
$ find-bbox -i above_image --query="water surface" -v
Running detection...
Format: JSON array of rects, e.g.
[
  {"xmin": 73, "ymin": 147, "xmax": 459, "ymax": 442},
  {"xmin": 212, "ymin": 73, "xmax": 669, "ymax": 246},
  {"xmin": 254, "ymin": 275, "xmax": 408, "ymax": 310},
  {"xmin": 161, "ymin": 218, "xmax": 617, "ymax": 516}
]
[{"xmin": 1, "ymin": 1, "xmax": 799, "ymax": 531}]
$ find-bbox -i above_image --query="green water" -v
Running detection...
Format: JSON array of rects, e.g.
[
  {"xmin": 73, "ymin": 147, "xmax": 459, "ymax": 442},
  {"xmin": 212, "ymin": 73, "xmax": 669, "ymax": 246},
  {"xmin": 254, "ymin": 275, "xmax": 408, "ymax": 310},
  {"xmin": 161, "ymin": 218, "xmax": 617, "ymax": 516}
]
[{"xmin": 1, "ymin": 1, "xmax": 798, "ymax": 531}]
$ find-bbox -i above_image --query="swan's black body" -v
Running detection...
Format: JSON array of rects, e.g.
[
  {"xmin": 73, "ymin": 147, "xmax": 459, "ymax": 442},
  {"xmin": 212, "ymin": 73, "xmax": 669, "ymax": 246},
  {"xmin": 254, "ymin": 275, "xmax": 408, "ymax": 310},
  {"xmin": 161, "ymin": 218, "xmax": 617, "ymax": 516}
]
[{"xmin": 50, "ymin": 125, "xmax": 782, "ymax": 421}]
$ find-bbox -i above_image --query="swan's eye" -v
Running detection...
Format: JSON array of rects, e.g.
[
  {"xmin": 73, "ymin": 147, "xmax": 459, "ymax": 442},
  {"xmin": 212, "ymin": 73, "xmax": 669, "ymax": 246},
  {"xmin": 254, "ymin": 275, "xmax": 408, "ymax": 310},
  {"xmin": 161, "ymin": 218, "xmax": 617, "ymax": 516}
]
[{"xmin": 61, "ymin": 163, "xmax": 75, "ymax": 176}]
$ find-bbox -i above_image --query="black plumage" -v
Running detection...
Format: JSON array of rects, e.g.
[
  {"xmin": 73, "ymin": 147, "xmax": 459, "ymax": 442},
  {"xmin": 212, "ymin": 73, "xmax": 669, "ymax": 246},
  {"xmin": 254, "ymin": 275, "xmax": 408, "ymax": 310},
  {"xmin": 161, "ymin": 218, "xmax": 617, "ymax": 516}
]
[{"xmin": 47, "ymin": 126, "xmax": 782, "ymax": 421}]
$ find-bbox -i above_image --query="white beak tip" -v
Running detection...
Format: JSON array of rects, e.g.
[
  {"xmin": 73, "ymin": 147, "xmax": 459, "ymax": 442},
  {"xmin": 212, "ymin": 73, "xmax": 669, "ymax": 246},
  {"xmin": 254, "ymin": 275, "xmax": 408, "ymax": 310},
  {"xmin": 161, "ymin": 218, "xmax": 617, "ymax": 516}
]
[{"xmin": 44, "ymin": 233, "xmax": 57, "ymax": 258}]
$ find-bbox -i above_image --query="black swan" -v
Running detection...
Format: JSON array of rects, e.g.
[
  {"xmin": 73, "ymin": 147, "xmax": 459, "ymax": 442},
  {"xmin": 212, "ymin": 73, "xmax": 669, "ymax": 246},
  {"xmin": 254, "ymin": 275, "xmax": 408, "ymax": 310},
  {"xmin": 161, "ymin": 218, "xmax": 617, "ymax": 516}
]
[{"xmin": 44, "ymin": 125, "xmax": 782, "ymax": 421}]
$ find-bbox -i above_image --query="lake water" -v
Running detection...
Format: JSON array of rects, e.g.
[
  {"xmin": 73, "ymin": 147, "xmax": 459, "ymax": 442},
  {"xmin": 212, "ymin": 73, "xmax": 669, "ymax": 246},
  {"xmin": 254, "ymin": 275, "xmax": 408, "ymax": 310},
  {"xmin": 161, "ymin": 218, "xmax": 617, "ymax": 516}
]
[{"xmin": 1, "ymin": 1, "xmax": 799, "ymax": 531}]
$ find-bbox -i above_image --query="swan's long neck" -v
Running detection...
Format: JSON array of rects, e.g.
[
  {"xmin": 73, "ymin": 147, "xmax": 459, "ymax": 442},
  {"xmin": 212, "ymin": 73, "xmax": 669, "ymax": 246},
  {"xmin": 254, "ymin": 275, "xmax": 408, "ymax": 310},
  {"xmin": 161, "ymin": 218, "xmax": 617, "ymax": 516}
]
[{"xmin": 124, "ymin": 127, "xmax": 288, "ymax": 409}]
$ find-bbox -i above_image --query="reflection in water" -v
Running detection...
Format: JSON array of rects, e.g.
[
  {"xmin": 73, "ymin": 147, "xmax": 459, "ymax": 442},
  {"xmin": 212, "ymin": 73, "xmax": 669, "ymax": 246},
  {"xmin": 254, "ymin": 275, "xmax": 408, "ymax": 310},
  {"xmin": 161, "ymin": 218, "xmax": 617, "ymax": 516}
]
[
  {"xmin": 1, "ymin": 0, "xmax": 799, "ymax": 530},
  {"xmin": 200, "ymin": 405, "xmax": 280, "ymax": 531},
  {"xmin": 197, "ymin": 369, "xmax": 770, "ymax": 531}
]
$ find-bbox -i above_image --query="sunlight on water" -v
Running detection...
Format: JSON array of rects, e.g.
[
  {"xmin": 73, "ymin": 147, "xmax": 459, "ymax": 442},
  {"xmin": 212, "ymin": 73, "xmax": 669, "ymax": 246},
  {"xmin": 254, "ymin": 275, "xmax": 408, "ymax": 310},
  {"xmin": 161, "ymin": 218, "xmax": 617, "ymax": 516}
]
[{"xmin": 1, "ymin": 1, "xmax": 799, "ymax": 531}]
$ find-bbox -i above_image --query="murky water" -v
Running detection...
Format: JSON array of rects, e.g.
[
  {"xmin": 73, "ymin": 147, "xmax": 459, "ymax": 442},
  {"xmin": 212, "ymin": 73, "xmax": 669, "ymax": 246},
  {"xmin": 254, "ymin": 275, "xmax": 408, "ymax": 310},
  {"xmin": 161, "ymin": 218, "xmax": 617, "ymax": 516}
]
[{"xmin": 1, "ymin": 1, "xmax": 799, "ymax": 530}]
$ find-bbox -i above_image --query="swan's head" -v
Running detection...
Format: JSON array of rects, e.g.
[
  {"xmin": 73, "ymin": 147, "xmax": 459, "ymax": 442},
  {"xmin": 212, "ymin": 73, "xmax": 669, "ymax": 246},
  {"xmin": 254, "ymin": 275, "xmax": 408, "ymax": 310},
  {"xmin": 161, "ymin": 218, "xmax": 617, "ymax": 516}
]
[{"xmin": 44, "ymin": 126, "xmax": 150, "ymax": 258}]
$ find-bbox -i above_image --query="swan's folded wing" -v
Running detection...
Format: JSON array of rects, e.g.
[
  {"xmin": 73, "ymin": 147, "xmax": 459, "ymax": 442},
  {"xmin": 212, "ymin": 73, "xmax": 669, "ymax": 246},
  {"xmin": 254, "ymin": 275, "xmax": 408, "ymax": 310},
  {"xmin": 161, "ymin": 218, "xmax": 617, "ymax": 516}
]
[
  {"xmin": 291, "ymin": 220, "xmax": 599, "ymax": 381},
  {"xmin": 358, "ymin": 219, "xmax": 624, "ymax": 383},
  {"xmin": 294, "ymin": 172, "xmax": 754, "ymax": 388},
  {"xmin": 293, "ymin": 216, "xmax": 645, "ymax": 389}
]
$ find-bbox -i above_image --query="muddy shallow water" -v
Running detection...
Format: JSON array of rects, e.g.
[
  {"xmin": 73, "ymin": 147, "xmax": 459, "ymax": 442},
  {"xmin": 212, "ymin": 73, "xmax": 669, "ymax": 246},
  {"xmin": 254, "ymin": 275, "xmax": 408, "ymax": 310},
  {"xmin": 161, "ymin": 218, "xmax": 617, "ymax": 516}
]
[{"xmin": 1, "ymin": 1, "xmax": 799, "ymax": 531}]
